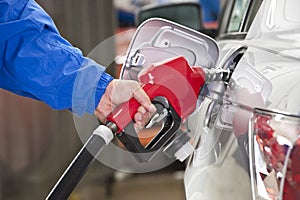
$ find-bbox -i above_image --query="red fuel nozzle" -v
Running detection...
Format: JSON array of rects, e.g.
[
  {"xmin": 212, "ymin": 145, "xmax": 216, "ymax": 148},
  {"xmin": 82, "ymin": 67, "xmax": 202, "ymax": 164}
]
[{"xmin": 107, "ymin": 56, "xmax": 206, "ymax": 133}]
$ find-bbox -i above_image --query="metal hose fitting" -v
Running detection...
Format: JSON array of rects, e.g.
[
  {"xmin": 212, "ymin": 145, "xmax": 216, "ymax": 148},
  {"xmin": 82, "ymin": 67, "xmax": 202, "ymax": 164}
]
[{"xmin": 203, "ymin": 68, "xmax": 231, "ymax": 83}]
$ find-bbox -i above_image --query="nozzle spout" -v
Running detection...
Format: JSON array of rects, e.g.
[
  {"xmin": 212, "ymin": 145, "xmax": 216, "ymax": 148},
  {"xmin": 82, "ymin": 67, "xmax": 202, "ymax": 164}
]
[{"xmin": 204, "ymin": 68, "xmax": 231, "ymax": 83}]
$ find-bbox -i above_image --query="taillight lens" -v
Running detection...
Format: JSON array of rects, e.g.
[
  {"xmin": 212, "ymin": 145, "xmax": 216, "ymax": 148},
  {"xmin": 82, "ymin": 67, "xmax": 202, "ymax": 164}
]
[{"xmin": 250, "ymin": 108, "xmax": 300, "ymax": 200}]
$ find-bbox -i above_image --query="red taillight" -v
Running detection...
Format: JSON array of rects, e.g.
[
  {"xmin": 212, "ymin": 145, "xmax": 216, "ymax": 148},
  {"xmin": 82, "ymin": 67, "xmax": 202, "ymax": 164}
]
[
  {"xmin": 283, "ymin": 139, "xmax": 300, "ymax": 200},
  {"xmin": 250, "ymin": 108, "xmax": 300, "ymax": 200}
]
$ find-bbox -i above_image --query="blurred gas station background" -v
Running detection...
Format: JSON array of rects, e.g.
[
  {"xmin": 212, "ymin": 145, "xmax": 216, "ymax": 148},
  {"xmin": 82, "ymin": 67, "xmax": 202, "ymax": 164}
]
[{"xmin": 0, "ymin": 0, "xmax": 224, "ymax": 199}]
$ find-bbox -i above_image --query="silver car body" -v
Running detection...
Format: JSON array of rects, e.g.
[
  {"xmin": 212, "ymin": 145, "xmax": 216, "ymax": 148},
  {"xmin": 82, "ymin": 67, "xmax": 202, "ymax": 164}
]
[{"xmin": 184, "ymin": 0, "xmax": 300, "ymax": 199}]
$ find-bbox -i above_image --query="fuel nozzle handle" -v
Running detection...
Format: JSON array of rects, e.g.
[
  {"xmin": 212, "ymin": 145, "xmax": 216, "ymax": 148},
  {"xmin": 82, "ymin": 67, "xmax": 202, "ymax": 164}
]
[
  {"xmin": 106, "ymin": 56, "xmax": 206, "ymax": 162},
  {"xmin": 107, "ymin": 56, "xmax": 206, "ymax": 133}
]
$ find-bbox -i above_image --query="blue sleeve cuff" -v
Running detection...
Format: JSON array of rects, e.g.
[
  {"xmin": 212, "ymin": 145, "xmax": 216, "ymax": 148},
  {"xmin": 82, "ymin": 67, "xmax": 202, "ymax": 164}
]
[
  {"xmin": 72, "ymin": 58, "xmax": 113, "ymax": 117},
  {"xmin": 94, "ymin": 72, "xmax": 114, "ymax": 113}
]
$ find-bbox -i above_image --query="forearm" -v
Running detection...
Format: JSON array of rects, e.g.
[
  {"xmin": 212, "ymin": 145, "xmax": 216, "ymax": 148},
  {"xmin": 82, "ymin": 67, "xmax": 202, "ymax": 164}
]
[{"xmin": 0, "ymin": 0, "xmax": 113, "ymax": 116}]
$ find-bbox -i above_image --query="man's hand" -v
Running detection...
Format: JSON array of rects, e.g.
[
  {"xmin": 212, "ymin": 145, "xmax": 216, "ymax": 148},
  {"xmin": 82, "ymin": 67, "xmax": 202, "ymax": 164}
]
[{"xmin": 95, "ymin": 80, "xmax": 156, "ymax": 128}]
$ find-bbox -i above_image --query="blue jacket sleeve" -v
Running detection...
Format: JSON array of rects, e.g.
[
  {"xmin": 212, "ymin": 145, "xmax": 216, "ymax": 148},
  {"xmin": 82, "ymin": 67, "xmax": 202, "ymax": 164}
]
[{"xmin": 0, "ymin": 0, "xmax": 113, "ymax": 116}]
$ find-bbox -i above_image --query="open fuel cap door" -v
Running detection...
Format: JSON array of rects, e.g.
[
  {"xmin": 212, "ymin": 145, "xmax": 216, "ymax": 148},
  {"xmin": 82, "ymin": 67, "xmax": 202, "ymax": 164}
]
[{"xmin": 120, "ymin": 18, "xmax": 219, "ymax": 81}]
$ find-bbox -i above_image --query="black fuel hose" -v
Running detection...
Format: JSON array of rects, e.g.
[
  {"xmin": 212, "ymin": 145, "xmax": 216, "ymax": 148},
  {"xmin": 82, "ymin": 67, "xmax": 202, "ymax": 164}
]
[{"xmin": 46, "ymin": 124, "xmax": 115, "ymax": 200}]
